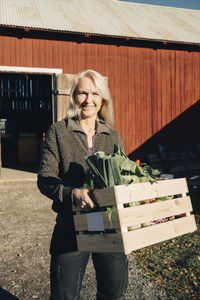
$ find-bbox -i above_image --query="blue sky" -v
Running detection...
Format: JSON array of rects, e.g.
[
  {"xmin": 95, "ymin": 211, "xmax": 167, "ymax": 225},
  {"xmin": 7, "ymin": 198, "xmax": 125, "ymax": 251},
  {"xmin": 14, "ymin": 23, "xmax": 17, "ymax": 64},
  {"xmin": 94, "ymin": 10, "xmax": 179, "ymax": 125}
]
[{"xmin": 119, "ymin": 0, "xmax": 200, "ymax": 10}]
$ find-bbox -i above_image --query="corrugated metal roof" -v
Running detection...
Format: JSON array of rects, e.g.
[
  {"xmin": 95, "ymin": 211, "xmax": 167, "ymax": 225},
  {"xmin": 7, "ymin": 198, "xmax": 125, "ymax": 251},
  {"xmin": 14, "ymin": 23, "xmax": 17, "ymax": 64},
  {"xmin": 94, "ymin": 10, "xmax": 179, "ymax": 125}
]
[{"xmin": 0, "ymin": 0, "xmax": 200, "ymax": 44}]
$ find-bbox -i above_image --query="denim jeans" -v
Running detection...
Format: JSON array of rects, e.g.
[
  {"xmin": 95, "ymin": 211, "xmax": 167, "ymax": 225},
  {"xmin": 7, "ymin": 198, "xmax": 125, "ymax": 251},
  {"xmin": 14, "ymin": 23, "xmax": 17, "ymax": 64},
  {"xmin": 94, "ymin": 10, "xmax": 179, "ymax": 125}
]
[{"xmin": 50, "ymin": 251, "xmax": 128, "ymax": 300}]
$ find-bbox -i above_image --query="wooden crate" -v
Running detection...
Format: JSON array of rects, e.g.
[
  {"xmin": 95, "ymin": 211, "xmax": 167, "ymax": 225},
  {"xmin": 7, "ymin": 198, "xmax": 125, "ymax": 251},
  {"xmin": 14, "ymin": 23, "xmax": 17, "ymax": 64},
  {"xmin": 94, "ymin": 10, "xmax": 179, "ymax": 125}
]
[{"xmin": 73, "ymin": 178, "xmax": 197, "ymax": 254}]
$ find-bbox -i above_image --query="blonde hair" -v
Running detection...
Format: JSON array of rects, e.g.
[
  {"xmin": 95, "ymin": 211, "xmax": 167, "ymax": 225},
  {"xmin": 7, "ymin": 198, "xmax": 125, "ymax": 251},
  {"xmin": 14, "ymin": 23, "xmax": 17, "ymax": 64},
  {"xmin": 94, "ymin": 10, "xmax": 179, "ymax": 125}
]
[{"xmin": 66, "ymin": 69, "xmax": 114, "ymax": 126}]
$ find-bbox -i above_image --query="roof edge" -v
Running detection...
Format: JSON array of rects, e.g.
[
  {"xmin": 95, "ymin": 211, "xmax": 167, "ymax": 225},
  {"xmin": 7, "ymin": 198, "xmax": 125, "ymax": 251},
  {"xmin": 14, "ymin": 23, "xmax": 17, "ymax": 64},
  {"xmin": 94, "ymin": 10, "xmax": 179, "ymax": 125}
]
[{"xmin": 1, "ymin": 25, "xmax": 200, "ymax": 49}]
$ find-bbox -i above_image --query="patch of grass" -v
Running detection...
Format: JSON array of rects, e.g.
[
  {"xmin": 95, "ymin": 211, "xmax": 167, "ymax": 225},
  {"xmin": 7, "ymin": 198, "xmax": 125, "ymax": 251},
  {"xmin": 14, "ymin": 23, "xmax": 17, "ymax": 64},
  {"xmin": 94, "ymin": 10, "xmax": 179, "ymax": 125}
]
[{"xmin": 133, "ymin": 214, "xmax": 200, "ymax": 299}]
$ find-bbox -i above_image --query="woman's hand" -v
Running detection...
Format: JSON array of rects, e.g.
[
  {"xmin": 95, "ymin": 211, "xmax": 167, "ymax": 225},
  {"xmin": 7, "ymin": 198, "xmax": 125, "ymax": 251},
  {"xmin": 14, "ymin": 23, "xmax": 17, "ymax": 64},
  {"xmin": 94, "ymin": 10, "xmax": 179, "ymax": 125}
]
[{"xmin": 72, "ymin": 188, "xmax": 95, "ymax": 211}]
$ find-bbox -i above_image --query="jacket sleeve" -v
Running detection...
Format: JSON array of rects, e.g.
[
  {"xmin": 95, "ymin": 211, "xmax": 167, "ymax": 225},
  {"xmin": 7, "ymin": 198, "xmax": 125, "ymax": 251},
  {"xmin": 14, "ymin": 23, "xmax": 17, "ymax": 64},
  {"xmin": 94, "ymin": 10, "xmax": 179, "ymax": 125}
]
[{"xmin": 37, "ymin": 124, "xmax": 73, "ymax": 212}]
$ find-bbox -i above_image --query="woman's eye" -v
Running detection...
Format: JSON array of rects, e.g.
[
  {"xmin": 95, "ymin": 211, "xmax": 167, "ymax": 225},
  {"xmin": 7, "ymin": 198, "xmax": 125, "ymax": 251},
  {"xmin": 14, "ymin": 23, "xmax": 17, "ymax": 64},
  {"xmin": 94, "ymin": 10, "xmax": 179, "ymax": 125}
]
[{"xmin": 78, "ymin": 92, "xmax": 86, "ymax": 96}]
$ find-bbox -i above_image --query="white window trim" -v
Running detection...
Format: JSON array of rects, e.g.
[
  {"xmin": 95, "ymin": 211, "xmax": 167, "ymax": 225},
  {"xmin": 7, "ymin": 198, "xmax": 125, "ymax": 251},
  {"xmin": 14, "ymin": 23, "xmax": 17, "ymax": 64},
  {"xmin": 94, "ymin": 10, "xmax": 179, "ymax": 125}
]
[{"xmin": 0, "ymin": 66, "xmax": 63, "ymax": 74}]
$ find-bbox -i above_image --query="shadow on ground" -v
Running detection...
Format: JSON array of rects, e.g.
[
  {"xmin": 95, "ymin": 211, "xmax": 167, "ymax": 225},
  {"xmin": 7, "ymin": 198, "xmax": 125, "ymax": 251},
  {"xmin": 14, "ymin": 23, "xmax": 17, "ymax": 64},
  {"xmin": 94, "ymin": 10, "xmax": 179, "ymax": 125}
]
[{"xmin": 0, "ymin": 287, "xmax": 19, "ymax": 300}]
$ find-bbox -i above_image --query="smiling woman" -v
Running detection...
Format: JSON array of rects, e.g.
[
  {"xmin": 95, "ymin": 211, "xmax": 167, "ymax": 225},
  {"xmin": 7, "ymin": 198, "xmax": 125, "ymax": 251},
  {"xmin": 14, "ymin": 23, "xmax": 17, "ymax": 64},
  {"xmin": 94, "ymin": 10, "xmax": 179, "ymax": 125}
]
[{"xmin": 37, "ymin": 69, "xmax": 128, "ymax": 300}]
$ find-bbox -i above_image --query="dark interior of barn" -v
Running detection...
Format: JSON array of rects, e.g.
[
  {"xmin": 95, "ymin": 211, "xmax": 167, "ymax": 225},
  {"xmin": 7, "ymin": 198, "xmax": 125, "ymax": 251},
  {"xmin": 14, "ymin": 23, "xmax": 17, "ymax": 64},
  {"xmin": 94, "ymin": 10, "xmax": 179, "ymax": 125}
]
[{"xmin": 0, "ymin": 73, "xmax": 52, "ymax": 171}]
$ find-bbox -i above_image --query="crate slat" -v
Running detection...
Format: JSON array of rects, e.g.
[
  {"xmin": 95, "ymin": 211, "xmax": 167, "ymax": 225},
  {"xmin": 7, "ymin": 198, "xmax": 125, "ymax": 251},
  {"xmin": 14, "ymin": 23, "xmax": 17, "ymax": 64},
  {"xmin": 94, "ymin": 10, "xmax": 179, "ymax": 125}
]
[
  {"xmin": 114, "ymin": 178, "xmax": 188, "ymax": 205},
  {"xmin": 74, "ymin": 209, "xmax": 120, "ymax": 231},
  {"xmin": 76, "ymin": 232, "xmax": 125, "ymax": 253},
  {"xmin": 124, "ymin": 215, "xmax": 197, "ymax": 253},
  {"xmin": 93, "ymin": 187, "xmax": 117, "ymax": 207},
  {"xmin": 119, "ymin": 196, "xmax": 193, "ymax": 227}
]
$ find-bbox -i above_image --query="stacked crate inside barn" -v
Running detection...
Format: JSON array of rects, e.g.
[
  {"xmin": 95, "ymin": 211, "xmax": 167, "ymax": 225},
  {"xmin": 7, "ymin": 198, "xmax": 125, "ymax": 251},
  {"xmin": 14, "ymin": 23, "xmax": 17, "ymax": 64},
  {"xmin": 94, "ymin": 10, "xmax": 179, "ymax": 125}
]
[{"xmin": 148, "ymin": 144, "xmax": 200, "ymax": 212}]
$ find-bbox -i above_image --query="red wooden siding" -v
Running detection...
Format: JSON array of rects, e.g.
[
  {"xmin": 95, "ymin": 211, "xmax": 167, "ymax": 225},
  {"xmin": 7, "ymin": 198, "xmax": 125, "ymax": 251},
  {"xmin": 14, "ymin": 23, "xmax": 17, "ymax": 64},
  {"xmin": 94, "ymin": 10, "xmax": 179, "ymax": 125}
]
[{"xmin": 0, "ymin": 35, "xmax": 199, "ymax": 155}]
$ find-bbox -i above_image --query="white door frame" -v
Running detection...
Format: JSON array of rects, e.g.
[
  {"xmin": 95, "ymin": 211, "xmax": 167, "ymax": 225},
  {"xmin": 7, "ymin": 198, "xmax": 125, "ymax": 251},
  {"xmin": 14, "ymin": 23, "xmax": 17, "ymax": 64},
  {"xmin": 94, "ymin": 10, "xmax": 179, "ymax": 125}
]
[
  {"xmin": 0, "ymin": 66, "xmax": 63, "ymax": 75},
  {"xmin": 0, "ymin": 65, "xmax": 63, "ymax": 122}
]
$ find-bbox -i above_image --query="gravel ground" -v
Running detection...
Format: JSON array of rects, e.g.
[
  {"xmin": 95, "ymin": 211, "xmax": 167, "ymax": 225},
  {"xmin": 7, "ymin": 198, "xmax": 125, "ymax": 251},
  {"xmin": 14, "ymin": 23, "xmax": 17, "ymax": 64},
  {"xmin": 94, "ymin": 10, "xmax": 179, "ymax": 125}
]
[{"xmin": 0, "ymin": 182, "xmax": 168, "ymax": 300}]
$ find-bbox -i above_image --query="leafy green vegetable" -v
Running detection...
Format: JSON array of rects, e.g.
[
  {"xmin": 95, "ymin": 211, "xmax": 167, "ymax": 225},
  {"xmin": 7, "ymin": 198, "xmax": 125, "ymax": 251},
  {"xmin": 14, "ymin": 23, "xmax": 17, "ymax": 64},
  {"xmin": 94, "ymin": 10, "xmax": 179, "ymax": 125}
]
[
  {"xmin": 106, "ymin": 206, "xmax": 115, "ymax": 228},
  {"xmin": 157, "ymin": 195, "xmax": 174, "ymax": 201},
  {"xmin": 84, "ymin": 145, "xmax": 160, "ymax": 189}
]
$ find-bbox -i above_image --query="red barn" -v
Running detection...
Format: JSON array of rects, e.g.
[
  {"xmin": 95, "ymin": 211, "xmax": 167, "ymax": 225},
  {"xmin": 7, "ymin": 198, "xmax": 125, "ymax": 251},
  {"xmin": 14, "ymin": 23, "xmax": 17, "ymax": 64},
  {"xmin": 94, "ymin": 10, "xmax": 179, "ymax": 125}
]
[{"xmin": 0, "ymin": 0, "xmax": 200, "ymax": 171}]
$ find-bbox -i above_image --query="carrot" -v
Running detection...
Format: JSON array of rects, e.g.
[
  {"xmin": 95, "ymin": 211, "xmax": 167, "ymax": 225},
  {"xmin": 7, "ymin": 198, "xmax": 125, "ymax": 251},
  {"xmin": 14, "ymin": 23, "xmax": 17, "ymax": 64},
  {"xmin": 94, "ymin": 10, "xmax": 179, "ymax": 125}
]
[{"xmin": 135, "ymin": 159, "xmax": 143, "ymax": 170}]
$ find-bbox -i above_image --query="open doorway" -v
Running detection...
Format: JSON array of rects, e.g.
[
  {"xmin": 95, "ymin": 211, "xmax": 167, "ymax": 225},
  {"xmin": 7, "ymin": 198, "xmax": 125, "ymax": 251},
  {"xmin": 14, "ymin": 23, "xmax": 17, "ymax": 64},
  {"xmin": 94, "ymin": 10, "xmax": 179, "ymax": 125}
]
[{"xmin": 0, "ymin": 73, "xmax": 52, "ymax": 171}]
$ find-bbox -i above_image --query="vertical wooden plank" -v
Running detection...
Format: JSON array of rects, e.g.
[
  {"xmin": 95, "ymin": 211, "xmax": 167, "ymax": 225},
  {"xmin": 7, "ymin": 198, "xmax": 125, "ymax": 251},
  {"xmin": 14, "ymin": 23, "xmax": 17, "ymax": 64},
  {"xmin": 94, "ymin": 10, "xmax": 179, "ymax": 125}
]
[
  {"xmin": 103, "ymin": 44, "xmax": 110, "ymax": 79},
  {"xmin": 127, "ymin": 47, "xmax": 136, "ymax": 154},
  {"xmin": 25, "ymin": 38, "xmax": 33, "ymax": 67},
  {"xmin": 57, "ymin": 40, "xmax": 63, "ymax": 69},
  {"xmin": 32, "ymin": 38, "xmax": 40, "ymax": 67},
  {"xmin": 51, "ymin": 41, "xmax": 59, "ymax": 68},
  {"xmin": 143, "ymin": 48, "xmax": 149, "ymax": 144},
  {"xmin": 162, "ymin": 49, "xmax": 172, "ymax": 126},
  {"xmin": 166, "ymin": 50, "xmax": 172, "ymax": 124},
  {"xmin": 0, "ymin": 36, "xmax": 3, "ymax": 65},
  {"xmin": 2, "ymin": 36, "xmax": 11, "ymax": 65},
  {"xmin": 160, "ymin": 49, "xmax": 167, "ymax": 127},
  {"xmin": 67, "ymin": 41, "xmax": 75, "ymax": 73},
  {"xmin": 85, "ymin": 42, "xmax": 95, "ymax": 70},
  {"xmin": 146, "ymin": 48, "xmax": 153, "ymax": 141},
  {"xmin": 60, "ymin": 41, "xmax": 66, "ymax": 72},
  {"xmin": 183, "ymin": 51, "xmax": 192, "ymax": 111},
  {"xmin": 123, "ymin": 46, "xmax": 129, "ymax": 150},
  {"xmin": 119, "ymin": 45, "xmax": 127, "ymax": 148},
  {"xmin": 151, "ymin": 48, "xmax": 158, "ymax": 135},
  {"xmin": 191, "ymin": 51, "xmax": 195, "ymax": 104},
  {"xmin": 44, "ymin": 40, "xmax": 51, "ymax": 68},
  {"xmin": 15, "ymin": 37, "xmax": 21, "ymax": 67},
  {"xmin": 107, "ymin": 44, "xmax": 119, "ymax": 126},
  {"xmin": 10, "ymin": 37, "xmax": 16, "ymax": 66},
  {"xmin": 156, "ymin": 49, "xmax": 162, "ymax": 132},
  {"xmin": 136, "ymin": 47, "xmax": 145, "ymax": 148},
  {"xmin": 20, "ymin": 38, "xmax": 26, "ymax": 67},
  {"xmin": 73, "ymin": 42, "xmax": 86, "ymax": 72},
  {"xmin": 96, "ymin": 43, "xmax": 105, "ymax": 75},
  {"xmin": 39, "ymin": 38, "xmax": 46, "ymax": 68},
  {"xmin": 63, "ymin": 41, "xmax": 69, "ymax": 72},
  {"xmin": 135, "ymin": 47, "xmax": 141, "ymax": 148},
  {"xmin": 171, "ymin": 51, "xmax": 176, "ymax": 120},
  {"xmin": 46, "ymin": 39, "xmax": 53, "ymax": 68},
  {"xmin": 180, "ymin": 50, "xmax": 185, "ymax": 113},
  {"xmin": 131, "ymin": 47, "xmax": 140, "ymax": 150},
  {"xmin": 56, "ymin": 74, "xmax": 75, "ymax": 121},
  {"xmin": 175, "ymin": 50, "xmax": 181, "ymax": 117}
]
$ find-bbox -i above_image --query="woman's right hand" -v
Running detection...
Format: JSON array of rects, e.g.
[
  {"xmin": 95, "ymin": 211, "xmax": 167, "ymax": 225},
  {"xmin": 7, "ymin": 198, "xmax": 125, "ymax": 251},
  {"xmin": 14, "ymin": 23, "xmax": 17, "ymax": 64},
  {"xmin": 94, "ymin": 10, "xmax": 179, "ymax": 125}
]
[{"xmin": 72, "ymin": 188, "xmax": 95, "ymax": 211}]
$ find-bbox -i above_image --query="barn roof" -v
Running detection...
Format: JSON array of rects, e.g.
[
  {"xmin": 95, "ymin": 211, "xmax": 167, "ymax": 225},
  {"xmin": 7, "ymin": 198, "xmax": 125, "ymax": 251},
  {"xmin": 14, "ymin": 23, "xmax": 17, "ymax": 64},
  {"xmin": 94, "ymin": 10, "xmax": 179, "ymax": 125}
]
[{"xmin": 0, "ymin": 0, "xmax": 200, "ymax": 45}]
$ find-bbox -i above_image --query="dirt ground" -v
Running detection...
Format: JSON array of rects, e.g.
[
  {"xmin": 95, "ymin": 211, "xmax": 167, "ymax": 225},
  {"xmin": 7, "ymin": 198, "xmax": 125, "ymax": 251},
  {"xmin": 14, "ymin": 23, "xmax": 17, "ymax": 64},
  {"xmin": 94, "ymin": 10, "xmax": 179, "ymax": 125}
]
[{"xmin": 0, "ymin": 181, "xmax": 167, "ymax": 300}]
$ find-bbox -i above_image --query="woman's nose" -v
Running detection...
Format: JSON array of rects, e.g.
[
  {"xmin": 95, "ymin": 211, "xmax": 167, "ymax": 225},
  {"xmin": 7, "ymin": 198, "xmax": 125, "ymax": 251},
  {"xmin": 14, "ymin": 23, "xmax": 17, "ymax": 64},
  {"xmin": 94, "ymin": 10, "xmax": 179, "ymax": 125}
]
[{"xmin": 85, "ymin": 92, "xmax": 93, "ymax": 102}]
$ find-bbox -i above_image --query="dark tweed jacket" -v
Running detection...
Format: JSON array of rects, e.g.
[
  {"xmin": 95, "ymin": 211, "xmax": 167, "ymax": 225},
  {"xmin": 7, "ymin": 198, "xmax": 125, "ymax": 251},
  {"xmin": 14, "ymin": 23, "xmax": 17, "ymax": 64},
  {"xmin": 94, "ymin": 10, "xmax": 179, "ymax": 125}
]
[{"xmin": 37, "ymin": 117, "xmax": 124, "ymax": 254}]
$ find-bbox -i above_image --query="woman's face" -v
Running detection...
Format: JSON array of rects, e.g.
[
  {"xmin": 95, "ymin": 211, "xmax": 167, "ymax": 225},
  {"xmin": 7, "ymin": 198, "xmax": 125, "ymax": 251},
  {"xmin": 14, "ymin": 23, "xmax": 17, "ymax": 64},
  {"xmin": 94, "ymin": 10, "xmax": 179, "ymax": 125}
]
[{"xmin": 75, "ymin": 76, "xmax": 103, "ymax": 120}]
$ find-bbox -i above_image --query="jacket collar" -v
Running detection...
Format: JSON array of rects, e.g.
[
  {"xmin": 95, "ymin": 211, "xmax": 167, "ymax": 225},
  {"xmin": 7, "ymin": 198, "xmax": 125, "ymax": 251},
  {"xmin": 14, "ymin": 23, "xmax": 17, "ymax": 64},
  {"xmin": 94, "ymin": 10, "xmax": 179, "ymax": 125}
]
[{"xmin": 67, "ymin": 117, "xmax": 110, "ymax": 135}]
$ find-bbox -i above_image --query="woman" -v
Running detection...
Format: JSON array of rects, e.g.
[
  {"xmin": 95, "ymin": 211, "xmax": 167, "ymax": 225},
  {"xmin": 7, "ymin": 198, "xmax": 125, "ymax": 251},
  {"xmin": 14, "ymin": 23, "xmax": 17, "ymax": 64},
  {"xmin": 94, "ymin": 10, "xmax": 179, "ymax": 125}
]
[{"xmin": 37, "ymin": 70, "xmax": 128, "ymax": 300}]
